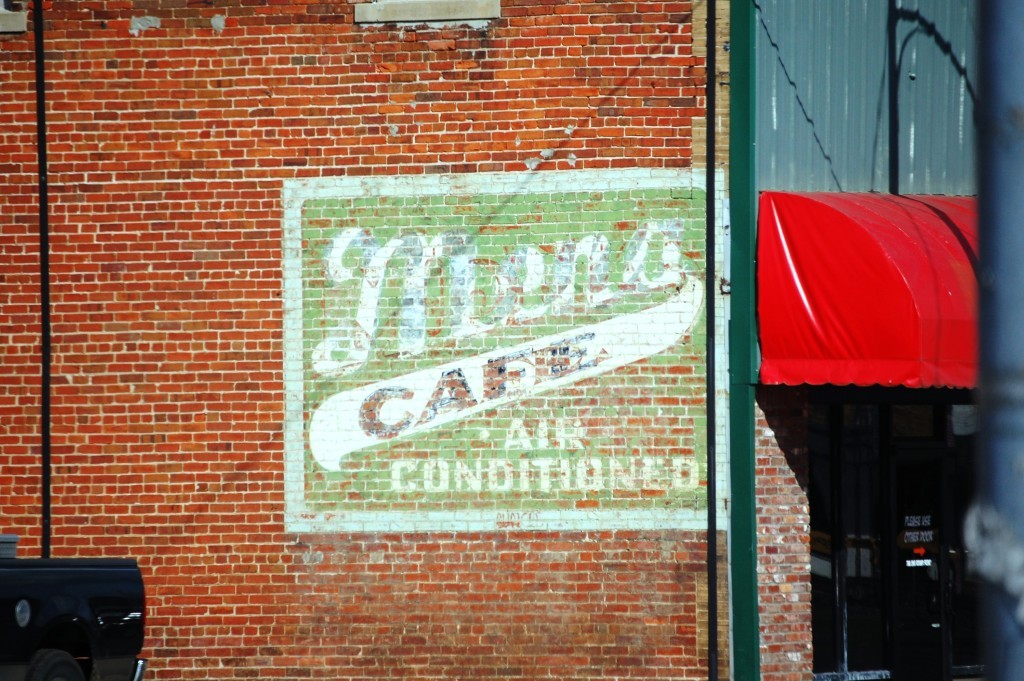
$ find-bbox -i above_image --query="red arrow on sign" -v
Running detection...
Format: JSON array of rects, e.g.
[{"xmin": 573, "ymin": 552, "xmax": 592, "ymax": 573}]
[{"xmin": 912, "ymin": 547, "xmax": 926, "ymax": 557}]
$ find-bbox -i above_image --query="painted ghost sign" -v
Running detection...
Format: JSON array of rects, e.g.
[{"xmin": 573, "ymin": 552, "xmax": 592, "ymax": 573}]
[{"xmin": 283, "ymin": 169, "xmax": 708, "ymax": 531}]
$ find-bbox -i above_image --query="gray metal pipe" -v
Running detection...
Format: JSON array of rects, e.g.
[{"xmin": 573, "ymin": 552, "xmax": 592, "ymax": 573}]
[{"xmin": 974, "ymin": 1, "xmax": 1024, "ymax": 678}]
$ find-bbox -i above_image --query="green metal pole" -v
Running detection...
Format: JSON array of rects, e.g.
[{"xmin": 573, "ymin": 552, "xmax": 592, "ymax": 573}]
[{"xmin": 728, "ymin": 0, "xmax": 760, "ymax": 678}]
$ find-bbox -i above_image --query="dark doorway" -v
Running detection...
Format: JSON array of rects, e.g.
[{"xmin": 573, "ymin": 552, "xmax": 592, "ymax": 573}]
[{"xmin": 809, "ymin": 397, "xmax": 982, "ymax": 681}]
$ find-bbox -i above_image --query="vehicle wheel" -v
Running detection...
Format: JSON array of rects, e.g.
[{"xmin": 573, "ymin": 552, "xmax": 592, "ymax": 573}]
[{"xmin": 25, "ymin": 649, "xmax": 86, "ymax": 681}]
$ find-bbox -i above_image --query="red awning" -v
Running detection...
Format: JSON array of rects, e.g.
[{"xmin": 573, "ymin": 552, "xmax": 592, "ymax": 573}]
[{"xmin": 757, "ymin": 192, "xmax": 978, "ymax": 388}]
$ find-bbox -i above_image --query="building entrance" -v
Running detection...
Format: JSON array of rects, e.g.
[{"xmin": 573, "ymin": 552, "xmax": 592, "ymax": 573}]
[{"xmin": 809, "ymin": 398, "xmax": 982, "ymax": 681}]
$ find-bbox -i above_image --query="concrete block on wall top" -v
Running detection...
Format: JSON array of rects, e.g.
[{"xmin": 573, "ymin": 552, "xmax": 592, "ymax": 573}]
[
  {"xmin": 0, "ymin": 3, "xmax": 27, "ymax": 34},
  {"xmin": 354, "ymin": 0, "xmax": 501, "ymax": 24}
]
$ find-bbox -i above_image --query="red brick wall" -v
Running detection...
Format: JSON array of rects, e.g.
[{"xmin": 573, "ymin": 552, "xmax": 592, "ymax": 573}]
[
  {"xmin": 0, "ymin": 2, "xmax": 724, "ymax": 679},
  {"xmin": 755, "ymin": 386, "xmax": 813, "ymax": 681}
]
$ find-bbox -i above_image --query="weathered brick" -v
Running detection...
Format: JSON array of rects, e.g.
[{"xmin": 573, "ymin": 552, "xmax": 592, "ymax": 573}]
[
  {"xmin": 0, "ymin": 0, "xmax": 729, "ymax": 679},
  {"xmin": 754, "ymin": 386, "xmax": 813, "ymax": 680}
]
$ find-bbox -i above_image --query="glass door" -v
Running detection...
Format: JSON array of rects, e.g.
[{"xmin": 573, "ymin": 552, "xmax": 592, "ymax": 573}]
[
  {"xmin": 889, "ymin": 442, "xmax": 983, "ymax": 681},
  {"xmin": 947, "ymin": 407, "xmax": 984, "ymax": 680},
  {"xmin": 890, "ymin": 449, "xmax": 947, "ymax": 681},
  {"xmin": 810, "ymin": 400, "xmax": 982, "ymax": 681}
]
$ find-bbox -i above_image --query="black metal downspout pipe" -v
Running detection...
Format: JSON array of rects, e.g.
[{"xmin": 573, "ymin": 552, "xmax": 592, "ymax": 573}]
[
  {"xmin": 705, "ymin": 0, "xmax": 718, "ymax": 679},
  {"xmin": 886, "ymin": 0, "xmax": 900, "ymax": 195},
  {"xmin": 32, "ymin": 0, "xmax": 52, "ymax": 559}
]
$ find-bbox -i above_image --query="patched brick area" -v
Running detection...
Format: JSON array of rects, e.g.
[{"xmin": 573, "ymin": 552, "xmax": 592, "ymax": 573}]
[
  {"xmin": 755, "ymin": 386, "xmax": 813, "ymax": 680},
  {"xmin": 0, "ymin": 1, "xmax": 728, "ymax": 679},
  {"xmin": 270, "ymin": 531, "xmax": 721, "ymax": 679}
]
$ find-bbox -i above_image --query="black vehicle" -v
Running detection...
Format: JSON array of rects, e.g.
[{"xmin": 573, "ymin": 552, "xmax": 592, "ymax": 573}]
[{"xmin": 0, "ymin": 541, "xmax": 147, "ymax": 681}]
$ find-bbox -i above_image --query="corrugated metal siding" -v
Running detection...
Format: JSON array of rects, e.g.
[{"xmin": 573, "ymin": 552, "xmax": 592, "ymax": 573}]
[{"xmin": 755, "ymin": 0, "xmax": 977, "ymax": 195}]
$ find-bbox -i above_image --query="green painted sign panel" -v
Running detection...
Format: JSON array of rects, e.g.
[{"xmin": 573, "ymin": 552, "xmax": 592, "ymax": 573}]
[{"xmin": 283, "ymin": 169, "xmax": 708, "ymax": 531}]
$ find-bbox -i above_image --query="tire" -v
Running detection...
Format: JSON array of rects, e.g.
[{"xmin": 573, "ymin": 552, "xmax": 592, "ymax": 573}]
[{"xmin": 25, "ymin": 649, "xmax": 86, "ymax": 681}]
